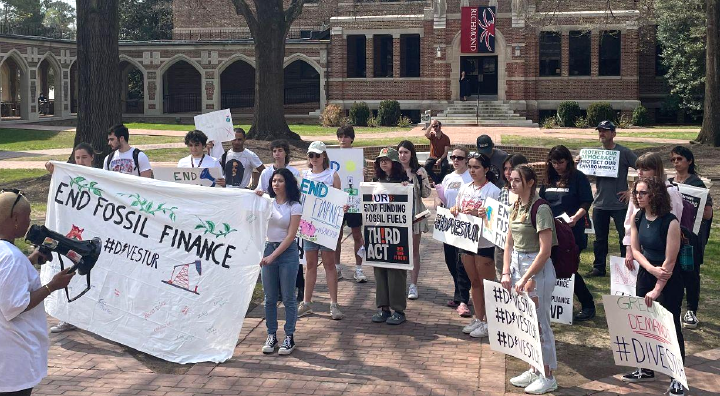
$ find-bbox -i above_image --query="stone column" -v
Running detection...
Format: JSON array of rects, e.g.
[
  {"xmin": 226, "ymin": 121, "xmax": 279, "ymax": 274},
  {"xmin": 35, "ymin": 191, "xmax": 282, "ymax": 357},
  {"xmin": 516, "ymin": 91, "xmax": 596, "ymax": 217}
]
[
  {"xmin": 365, "ymin": 34, "xmax": 374, "ymax": 78},
  {"xmin": 591, "ymin": 31, "xmax": 599, "ymax": 77},
  {"xmin": 561, "ymin": 31, "xmax": 569, "ymax": 77},
  {"xmin": 393, "ymin": 34, "xmax": 401, "ymax": 78}
]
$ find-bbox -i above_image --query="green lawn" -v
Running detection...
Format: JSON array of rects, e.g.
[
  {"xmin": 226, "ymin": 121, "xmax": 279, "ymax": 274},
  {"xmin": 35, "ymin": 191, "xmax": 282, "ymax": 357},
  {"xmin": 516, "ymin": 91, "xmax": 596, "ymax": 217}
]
[
  {"xmin": 0, "ymin": 129, "xmax": 181, "ymax": 152},
  {"xmin": 125, "ymin": 122, "xmax": 412, "ymax": 137},
  {"xmin": 323, "ymin": 136, "xmax": 426, "ymax": 148},
  {"xmin": 617, "ymin": 130, "xmax": 698, "ymax": 140},
  {"xmin": 0, "ymin": 169, "xmax": 47, "ymax": 184},
  {"xmin": 501, "ymin": 135, "xmax": 665, "ymax": 151}
]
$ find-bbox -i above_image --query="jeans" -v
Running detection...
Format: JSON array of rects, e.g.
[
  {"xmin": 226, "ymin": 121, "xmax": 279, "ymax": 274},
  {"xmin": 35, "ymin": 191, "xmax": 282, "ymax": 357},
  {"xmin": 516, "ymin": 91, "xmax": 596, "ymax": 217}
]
[
  {"xmin": 444, "ymin": 243, "xmax": 471, "ymax": 304},
  {"xmin": 424, "ymin": 157, "xmax": 450, "ymax": 184},
  {"xmin": 592, "ymin": 208, "xmax": 627, "ymax": 272},
  {"xmin": 262, "ymin": 242, "xmax": 299, "ymax": 336}
]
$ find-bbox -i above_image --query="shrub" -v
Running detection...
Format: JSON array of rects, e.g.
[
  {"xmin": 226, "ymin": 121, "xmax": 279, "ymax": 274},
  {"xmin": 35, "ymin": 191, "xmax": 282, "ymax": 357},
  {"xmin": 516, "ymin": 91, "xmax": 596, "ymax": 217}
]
[
  {"xmin": 557, "ymin": 101, "xmax": 580, "ymax": 127},
  {"xmin": 632, "ymin": 105, "xmax": 649, "ymax": 126},
  {"xmin": 349, "ymin": 101, "xmax": 370, "ymax": 126},
  {"xmin": 618, "ymin": 114, "xmax": 632, "ymax": 129},
  {"xmin": 586, "ymin": 102, "xmax": 616, "ymax": 127},
  {"xmin": 367, "ymin": 116, "xmax": 380, "ymax": 128},
  {"xmin": 378, "ymin": 100, "xmax": 401, "ymax": 127},
  {"xmin": 542, "ymin": 116, "xmax": 559, "ymax": 129},
  {"xmin": 575, "ymin": 116, "xmax": 590, "ymax": 128},
  {"xmin": 397, "ymin": 116, "xmax": 413, "ymax": 127},
  {"xmin": 320, "ymin": 104, "xmax": 345, "ymax": 127}
]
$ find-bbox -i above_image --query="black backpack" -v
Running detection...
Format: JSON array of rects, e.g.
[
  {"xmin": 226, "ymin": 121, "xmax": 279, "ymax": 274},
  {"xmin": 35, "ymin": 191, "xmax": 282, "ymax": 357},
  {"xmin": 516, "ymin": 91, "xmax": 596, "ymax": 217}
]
[{"xmin": 105, "ymin": 148, "xmax": 142, "ymax": 175}]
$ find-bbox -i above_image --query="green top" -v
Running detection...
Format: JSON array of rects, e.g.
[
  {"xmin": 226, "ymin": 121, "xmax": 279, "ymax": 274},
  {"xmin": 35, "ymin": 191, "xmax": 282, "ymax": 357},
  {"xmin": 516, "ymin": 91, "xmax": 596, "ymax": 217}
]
[{"xmin": 510, "ymin": 196, "xmax": 558, "ymax": 253}]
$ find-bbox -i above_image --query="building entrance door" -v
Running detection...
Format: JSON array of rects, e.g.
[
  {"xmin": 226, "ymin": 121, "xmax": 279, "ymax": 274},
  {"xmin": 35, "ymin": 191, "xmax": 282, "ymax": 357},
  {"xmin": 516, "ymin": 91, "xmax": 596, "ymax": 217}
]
[{"xmin": 460, "ymin": 56, "xmax": 498, "ymax": 96}]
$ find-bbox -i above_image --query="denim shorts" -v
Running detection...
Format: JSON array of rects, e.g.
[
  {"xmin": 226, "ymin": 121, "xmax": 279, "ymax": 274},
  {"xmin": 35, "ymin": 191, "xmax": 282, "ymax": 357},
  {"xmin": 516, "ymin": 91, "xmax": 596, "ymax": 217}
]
[{"xmin": 303, "ymin": 239, "xmax": 333, "ymax": 252}]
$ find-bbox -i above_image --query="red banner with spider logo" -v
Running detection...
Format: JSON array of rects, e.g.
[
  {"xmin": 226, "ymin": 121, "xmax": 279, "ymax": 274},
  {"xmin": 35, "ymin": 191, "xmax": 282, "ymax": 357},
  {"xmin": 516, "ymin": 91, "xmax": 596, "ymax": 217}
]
[{"xmin": 461, "ymin": 6, "xmax": 495, "ymax": 53}]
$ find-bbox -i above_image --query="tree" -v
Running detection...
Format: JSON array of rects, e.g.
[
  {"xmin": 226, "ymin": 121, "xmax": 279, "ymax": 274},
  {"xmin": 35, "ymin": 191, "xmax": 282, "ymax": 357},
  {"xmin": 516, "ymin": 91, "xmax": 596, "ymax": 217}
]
[
  {"xmin": 42, "ymin": 1, "xmax": 76, "ymax": 34},
  {"xmin": 696, "ymin": 0, "xmax": 720, "ymax": 145},
  {"xmin": 119, "ymin": 0, "xmax": 172, "ymax": 41},
  {"xmin": 74, "ymin": 0, "xmax": 122, "ymax": 166},
  {"xmin": 231, "ymin": 0, "xmax": 305, "ymax": 141}
]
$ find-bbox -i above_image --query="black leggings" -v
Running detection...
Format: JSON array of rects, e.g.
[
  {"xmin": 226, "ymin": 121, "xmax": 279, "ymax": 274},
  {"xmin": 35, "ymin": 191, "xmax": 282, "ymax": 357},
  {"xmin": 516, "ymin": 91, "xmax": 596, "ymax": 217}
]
[
  {"xmin": 443, "ymin": 243, "xmax": 471, "ymax": 304},
  {"xmin": 0, "ymin": 389, "xmax": 33, "ymax": 396},
  {"xmin": 636, "ymin": 266, "xmax": 685, "ymax": 362}
]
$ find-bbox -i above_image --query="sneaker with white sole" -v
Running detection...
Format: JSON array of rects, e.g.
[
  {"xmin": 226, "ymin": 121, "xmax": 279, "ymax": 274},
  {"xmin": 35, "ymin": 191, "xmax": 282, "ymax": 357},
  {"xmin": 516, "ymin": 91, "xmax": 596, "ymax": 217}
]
[
  {"xmin": 524, "ymin": 375, "xmax": 558, "ymax": 394},
  {"xmin": 408, "ymin": 284, "xmax": 419, "ymax": 300},
  {"xmin": 354, "ymin": 267, "xmax": 367, "ymax": 283},
  {"xmin": 297, "ymin": 301, "xmax": 313, "ymax": 317},
  {"xmin": 682, "ymin": 310, "xmax": 699, "ymax": 328},
  {"xmin": 462, "ymin": 318, "xmax": 483, "ymax": 334},
  {"xmin": 278, "ymin": 335, "xmax": 295, "ymax": 355},
  {"xmin": 262, "ymin": 334, "xmax": 278, "ymax": 354},
  {"xmin": 50, "ymin": 321, "xmax": 76, "ymax": 333},
  {"xmin": 469, "ymin": 321, "xmax": 488, "ymax": 338},
  {"xmin": 510, "ymin": 369, "xmax": 540, "ymax": 388},
  {"xmin": 666, "ymin": 378, "xmax": 684, "ymax": 395},
  {"xmin": 330, "ymin": 303, "xmax": 344, "ymax": 320},
  {"xmin": 336, "ymin": 266, "xmax": 344, "ymax": 280},
  {"xmin": 621, "ymin": 368, "xmax": 655, "ymax": 383}
]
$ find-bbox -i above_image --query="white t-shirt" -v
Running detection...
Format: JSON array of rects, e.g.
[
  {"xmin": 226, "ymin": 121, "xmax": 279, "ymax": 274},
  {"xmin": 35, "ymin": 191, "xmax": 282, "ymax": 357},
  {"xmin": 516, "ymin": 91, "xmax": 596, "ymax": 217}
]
[
  {"xmin": 177, "ymin": 154, "xmax": 223, "ymax": 171},
  {"xmin": 103, "ymin": 147, "xmax": 152, "ymax": 175},
  {"xmin": 223, "ymin": 149, "xmax": 263, "ymax": 189},
  {"xmin": 0, "ymin": 241, "xmax": 49, "ymax": 392},
  {"xmin": 456, "ymin": 181, "xmax": 501, "ymax": 249},
  {"xmin": 441, "ymin": 170, "xmax": 472, "ymax": 207},
  {"xmin": 267, "ymin": 200, "xmax": 303, "ymax": 242},
  {"xmin": 301, "ymin": 168, "xmax": 336, "ymax": 186},
  {"xmin": 256, "ymin": 165, "xmax": 301, "ymax": 194}
]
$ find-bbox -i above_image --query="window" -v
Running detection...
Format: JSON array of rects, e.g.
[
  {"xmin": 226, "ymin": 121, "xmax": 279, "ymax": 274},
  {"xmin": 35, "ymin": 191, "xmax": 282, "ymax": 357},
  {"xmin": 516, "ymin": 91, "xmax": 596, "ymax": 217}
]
[
  {"xmin": 539, "ymin": 32, "xmax": 561, "ymax": 76},
  {"xmin": 400, "ymin": 34, "xmax": 420, "ymax": 77},
  {"xmin": 599, "ymin": 30, "xmax": 621, "ymax": 76},
  {"xmin": 373, "ymin": 35, "xmax": 394, "ymax": 78},
  {"xmin": 569, "ymin": 31, "xmax": 591, "ymax": 76},
  {"xmin": 347, "ymin": 35, "xmax": 366, "ymax": 78},
  {"xmin": 655, "ymin": 43, "xmax": 668, "ymax": 76}
]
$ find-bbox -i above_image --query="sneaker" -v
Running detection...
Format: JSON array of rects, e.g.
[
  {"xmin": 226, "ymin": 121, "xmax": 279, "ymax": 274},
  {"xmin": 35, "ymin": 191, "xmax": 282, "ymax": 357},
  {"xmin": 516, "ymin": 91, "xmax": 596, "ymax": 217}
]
[
  {"xmin": 574, "ymin": 306, "xmax": 596, "ymax": 322},
  {"xmin": 330, "ymin": 303, "xmax": 344, "ymax": 320},
  {"xmin": 469, "ymin": 321, "xmax": 489, "ymax": 338},
  {"xmin": 510, "ymin": 369, "xmax": 539, "ymax": 388},
  {"xmin": 262, "ymin": 334, "xmax": 278, "ymax": 354},
  {"xmin": 586, "ymin": 268, "xmax": 606, "ymax": 277},
  {"xmin": 462, "ymin": 318, "xmax": 483, "ymax": 334},
  {"xmin": 408, "ymin": 284, "xmax": 419, "ymax": 300},
  {"xmin": 386, "ymin": 311, "xmax": 406, "ymax": 325},
  {"xmin": 621, "ymin": 368, "xmax": 655, "ymax": 383},
  {"xmin": 682, "ymin": 310, "xmax": 699, "ymax": 328},
  {"xmin": 456, "ymin": 303, "xmax": 472, "ymax": 317},
  {"xmin": 354, "ymin": 267, "xmax": 367, "ymax": 283},
  {"xmin": 372, "ymin": 309, "xmax": 392, "ymax": 323},
  {"xmin": 50, "ymin": 321, "xmax": 76, "ymax": 333},
  {"xmin": 336, "ymin": 266, "xmax": 344, "ymax": 280},
  {"xmin": 666, "ymin": 378, "xmax": 684, "ymax": 395},
  {"xmin": 297, "ymin": 301, "xmax": 313, "ymax": 317},
  {"xmin": 447, "ymin": 300, "xmax": 460, "ymax": 308},
  {"xmin": 524, "ymin": 375, "xmax": 558, "ymax": 394},
  {"xmin": 278, "ymin": 335, "xmax": 295, "ymax": 355}
]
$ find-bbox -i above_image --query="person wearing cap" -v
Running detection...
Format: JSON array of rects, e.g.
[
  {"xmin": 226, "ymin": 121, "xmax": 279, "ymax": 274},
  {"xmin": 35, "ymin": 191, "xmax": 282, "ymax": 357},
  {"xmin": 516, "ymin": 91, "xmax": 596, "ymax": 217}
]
[
  {"xmin": 297, "ymin": 141, "xmax": 345, "ymax": 320},
  {"xmin": 587, "ymin": 120, "xmax": 637, "ymax": 277},
  {"xmin": 371, "ymin": 147, "xmax": 410, "ymax": 325},
  {"xmin": 476, "ymin": 134, "xmax": 508, "ymax": 189},
  {"xmin": 423, "ymin": 119, "xmax": 452, "ymax": 184}
]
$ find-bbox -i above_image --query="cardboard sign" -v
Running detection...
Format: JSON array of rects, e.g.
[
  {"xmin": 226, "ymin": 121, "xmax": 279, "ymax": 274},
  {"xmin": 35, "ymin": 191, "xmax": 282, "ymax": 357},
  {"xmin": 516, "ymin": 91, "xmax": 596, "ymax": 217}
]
[
  {"xmin": 481, "ymin": 197, "xmax": 511, "ymax": 249},
  {"xmin": 153, "ymin": 167, "xmax": 223, "ymax": 187},
  {"xmin": 578, "ymin": 149, "xmax": 621, "ymax": 178},
  {"xmin": 41, "ymin": 162, "xmax": 271, "ymax": 364},
  {"xmin": 610, "ymin": 256, "xmax": 638, "ymax": 296},
  {"xmin": 360, "ymin": 182, "xmax": 414, "ymax": 270},
  {"xmin": 484, "ymin": 280, "xmax": 545, "ymax": 375},
  {"xmin": 550, "ymin": 275, "xmax": 575, "ymax": 325},
  {"xmin": 432, "ymin": 206, "xmax": 483, "ymax": 251},
  {"xmin": 326, "ymin": 148, "xmax": 364, "ymax": 214},
  {"xmin": 603, "ymin": 295, "xmax": 688, "ymax": 390},
  {"xmin": 194, "ymin": 109, "xmax": 234, "ymax": 159},
  {"xmin": 676, "ymin": 184, "xmax": 709, "ymax": 234},
  {"xmin": 298, "ymin": 179, "xmax": 349, "ymax": 249}
]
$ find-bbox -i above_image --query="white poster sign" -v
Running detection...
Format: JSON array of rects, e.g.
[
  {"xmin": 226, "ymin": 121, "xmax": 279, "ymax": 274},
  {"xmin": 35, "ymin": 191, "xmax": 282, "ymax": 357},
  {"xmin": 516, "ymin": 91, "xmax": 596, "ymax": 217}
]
[
  {"xmin": 610, "ymin": 256, "xmax": 638, "ymax": 296},
  {"xmin": 484, "ymin": 280, "xmax": 545, "ymax": 375},
  {"xmin": 153, "ymin": 167, "xmax": 223, "ymax": 187},
  {"xmin": 578, "ymin": 149, "xmax": 621, "ymax": 178},
  {"xmin": 299, "ymin": 178, "xmax": 349, "ymax": 249},
  {"xmin": 432, "ymin": 206, "xmax": 483, "ymax": 251},
  {"xmin": 676, "ymin": 184, "xmax": 709, "ymax": 234},
  {"xmin": 481, "ymin": 197, "xmax": 511, "ymax": 249},
  {"xmin": 41, "ymin": 162, "xmax": 271, "ymax": 364},
  {"xmin": 550, "ymin": 275, "xmax": 575, "ymax": 325},
  {"xmin": 603, "ymin": 295, "xmax": 688, "ymax": 390},
  {"xmin": 360, "ymin": 182, "xmax": 414, "ymax": 270},
  {"xmin": 327, "ymin": 148, "xmax": 364, "ymax": 213},
  {"xmin": 194, "ymin": 109, "xmax": 234, "ymax": 159}
]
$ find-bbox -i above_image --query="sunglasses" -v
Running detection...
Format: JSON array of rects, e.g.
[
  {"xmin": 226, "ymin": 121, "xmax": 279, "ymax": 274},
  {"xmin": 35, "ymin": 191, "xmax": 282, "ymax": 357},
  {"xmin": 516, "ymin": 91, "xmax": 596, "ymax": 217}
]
[
  {"xmin": 2, "ymin": 189, "xmax": 23, "ymax": 217},
  {"xmin": 449, "ymin": 155, "xmax": 466, "ymax": 161},
  {"xmin": 670, "ymin": 157, "xmax": 685, "ymax": 163},
  {"xmin": 307, "ymin": 152, "xmax": 323, "ymax": 159},
  {"xmin": 632, "ymin": 190, "xmax": 649, "ymax": 197}
]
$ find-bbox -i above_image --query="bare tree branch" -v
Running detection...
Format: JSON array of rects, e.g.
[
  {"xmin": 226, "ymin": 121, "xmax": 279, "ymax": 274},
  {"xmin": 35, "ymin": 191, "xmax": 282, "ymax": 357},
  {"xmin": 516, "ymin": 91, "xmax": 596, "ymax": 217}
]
[
  {"xmin": 284, "ymin": 0, "xmax": 306, "ymax": 34},
  {"xmin": 231, "ymin": 0, "xmax": 258, "ymax": 33}
]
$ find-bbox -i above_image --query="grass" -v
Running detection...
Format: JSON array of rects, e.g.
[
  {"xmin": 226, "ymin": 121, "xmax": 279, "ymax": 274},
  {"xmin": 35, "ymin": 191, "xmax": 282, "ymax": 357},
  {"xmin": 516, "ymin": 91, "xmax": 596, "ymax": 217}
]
[
  {"xmin": 501, "ymin": 135, "xmax": 665, "ymax": 151},
  {"xmin": 0, "ymin": 169, "xmax": 47, "ymax": 184},
  {"xmin": 0, "ymin": 129, "xmax": 181, "ymax": 152},
  {"xmin": 617, "ymin": 130, "xmax": 698, "ymax": 140},
  {"xmin": 124, "ymin": 122, "xmax": 412, "ymax": 136},
  {"xmin": 323, "ymin": 136, "xmax": 426, "ymax": 147}
]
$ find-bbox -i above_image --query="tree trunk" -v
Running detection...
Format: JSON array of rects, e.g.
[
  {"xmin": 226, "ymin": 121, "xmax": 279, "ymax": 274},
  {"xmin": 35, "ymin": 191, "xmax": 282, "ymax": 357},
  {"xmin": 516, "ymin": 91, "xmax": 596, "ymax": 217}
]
[
  {"xmin": 697, "ymin": 0, "xmax": 720, "ymax": 146},
  {"xmin": 74, "ymin": 0, "xmax": 122, "ymax": 166}
]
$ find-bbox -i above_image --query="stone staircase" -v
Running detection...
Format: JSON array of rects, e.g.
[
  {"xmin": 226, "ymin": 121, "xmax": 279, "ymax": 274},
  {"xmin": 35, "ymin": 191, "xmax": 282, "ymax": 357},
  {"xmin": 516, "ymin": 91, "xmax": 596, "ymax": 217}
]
[{"xmin": 435, "ymin": 100, "xmax": 538, "ymax": 127}]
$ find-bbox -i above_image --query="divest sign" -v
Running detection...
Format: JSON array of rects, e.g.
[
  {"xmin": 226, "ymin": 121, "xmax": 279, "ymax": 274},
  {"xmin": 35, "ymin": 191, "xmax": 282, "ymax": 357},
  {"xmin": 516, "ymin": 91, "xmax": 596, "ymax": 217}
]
[{"xmin": 461, "ymin": 6, "xmax": 496, "ymax": 53}]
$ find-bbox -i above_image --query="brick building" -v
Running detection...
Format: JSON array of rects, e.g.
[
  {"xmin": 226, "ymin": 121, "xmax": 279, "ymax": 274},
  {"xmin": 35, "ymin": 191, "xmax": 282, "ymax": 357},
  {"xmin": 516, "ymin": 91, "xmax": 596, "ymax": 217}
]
[{"xmin": 1, "ymin": 0, "xmax": 671, "ymax": 124}]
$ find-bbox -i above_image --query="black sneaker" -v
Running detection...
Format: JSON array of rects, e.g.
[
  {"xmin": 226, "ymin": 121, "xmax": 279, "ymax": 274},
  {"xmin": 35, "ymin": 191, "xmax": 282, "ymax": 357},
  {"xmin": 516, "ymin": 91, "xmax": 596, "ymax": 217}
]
[
  {"xmin": 586, "ymin": 268, "xmax": 606, "ymax": 277},
  {"xmin": 262, "ymin": 334, "xmax": 278, "ymax": 354},
  {"xmin": 372, "ymin": 310, "xmax": 392, "ymax": 323},
  {"xmin": 682, "ymin": 310, "xmax": 699, "ymax": 329},
  {"xmin": 666, "ymin": 378, "xmax": 684, "ymax": 395},
  {"xmin": 574, "ymin": 306, "xmax": 596, "ymax": 322},
  {"xmin": 621, "ymin": 368, "xmax": 655, "ymax": 383},
  {"xmin": 278, "ymin": 335, "xmax": 295, "ymax": 355},
  {"xmin": 386, "ymin": 311, "xmax": 406, "ymax": 325}
]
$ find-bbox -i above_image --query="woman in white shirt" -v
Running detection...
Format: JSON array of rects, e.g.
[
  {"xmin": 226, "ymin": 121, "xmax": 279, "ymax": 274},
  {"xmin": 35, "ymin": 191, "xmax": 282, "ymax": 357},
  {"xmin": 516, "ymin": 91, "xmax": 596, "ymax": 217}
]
[{"xmin": 177, "ymin": 130, "xmax": 225, "ymax": 187}]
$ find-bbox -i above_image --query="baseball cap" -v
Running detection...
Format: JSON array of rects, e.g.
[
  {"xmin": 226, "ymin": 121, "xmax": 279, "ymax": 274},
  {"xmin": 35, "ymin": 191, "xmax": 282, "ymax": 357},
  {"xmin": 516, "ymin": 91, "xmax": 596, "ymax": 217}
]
[
  {"xmin": 596, "ymin": 120, "xmax": 616, "ymax": 131},
  {"xmin": 307, "ymin": 141, "xmax": 327, "ymax": 154},
  {"xmin": 376, "ymin": 147, "xmax": 400, "ymax": 162},
  {"xmin": 476, "ymin": 134, "xmax": 494, "ymax": 156}
]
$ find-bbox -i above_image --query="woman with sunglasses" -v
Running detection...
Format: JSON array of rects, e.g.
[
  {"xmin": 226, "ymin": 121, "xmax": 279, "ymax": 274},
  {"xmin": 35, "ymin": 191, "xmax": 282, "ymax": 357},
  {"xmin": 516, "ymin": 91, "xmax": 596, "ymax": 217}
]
[
  {"xmin": 297, "ymin": 141, "xmax": 344, "ymax": 320},
  {"xmin": 397, "ymin": 140, "xmax": 431, "ymax": 301},
  {"xmin": 494, "ymin": 154, "xmax": 528, "ymax": 280},
  {"xmin": 621, "ymin": 178, "xmax": 685, "ymax": 396},
  {"xmin": 0, "ymin": 191, "xmax": 75, "ymax": 396},
  {"xmin": 440, "ymin": 147, "xmax": 473, "ymax": 316},
  {"xmin": 451, "ymin": 153, "xmax": 501, "ymax": 338}
]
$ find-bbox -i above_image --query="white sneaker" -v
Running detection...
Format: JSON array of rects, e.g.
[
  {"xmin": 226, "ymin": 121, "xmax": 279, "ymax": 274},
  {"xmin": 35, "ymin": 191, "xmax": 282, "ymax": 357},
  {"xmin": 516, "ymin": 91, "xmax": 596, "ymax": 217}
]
[
  {"xmin": 462, "ymin": 318, "xmax": 483, "ymax": 334},
  {"xmin": 50, "ymin": 322, "xmax": 76, "ymax": 333},
  {"xmin": 297, "ymin": 301, "xmax": 313, "ymax": 317},
  {"xmin": 524, "ymin": 375, "xmax": 558, "ymax": 395},
  {"xmin": 408, "ymin": 284, "xmax": 419, "ymax": 300},
  {"xmin": 354, "ymin": 267, "xmax": 367, "ymax": 283},
  {"xmin": 469, "ymin": 321, "xmax": 488, "ymax": 338},
  {"xmin": 510, "ymin": 369, "xmax": 540, "ymax": 388},
  {"xmin": 336, "ymin": 266, "xmax": 344, "ymax": 280}
]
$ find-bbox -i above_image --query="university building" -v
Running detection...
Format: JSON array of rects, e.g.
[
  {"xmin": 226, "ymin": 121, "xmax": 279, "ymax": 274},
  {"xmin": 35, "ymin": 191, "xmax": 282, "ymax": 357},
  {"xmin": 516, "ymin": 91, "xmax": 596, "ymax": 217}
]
[{"xmin": 0, "ymin": 0, "xmax": 672, "ymax": 125}]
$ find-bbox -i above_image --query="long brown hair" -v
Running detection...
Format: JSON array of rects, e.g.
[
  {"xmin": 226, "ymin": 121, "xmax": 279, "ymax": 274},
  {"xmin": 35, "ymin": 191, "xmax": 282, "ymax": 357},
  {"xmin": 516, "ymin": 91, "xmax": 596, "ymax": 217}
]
[
  {"xmin": 546, "ymin": 145, "xmax": 576, "ymax": 187},
  {"xmin": 510, "ymin": 165, "xmax": 538, "ymax": 220},
  {"xmin": 635, "ymin": 152, "xmax": 665, "ymax": 180},
  {"xmin": 632, "ymin": 178, "xmax": 671, "ymax": 217}
]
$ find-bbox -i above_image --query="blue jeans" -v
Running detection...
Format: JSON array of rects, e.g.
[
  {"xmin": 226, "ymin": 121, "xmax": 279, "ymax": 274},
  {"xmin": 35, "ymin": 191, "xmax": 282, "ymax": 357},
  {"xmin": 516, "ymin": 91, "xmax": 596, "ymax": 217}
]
[{"xmin": 262, "ymin": 242, "xmax": 299, "ymax": 336}]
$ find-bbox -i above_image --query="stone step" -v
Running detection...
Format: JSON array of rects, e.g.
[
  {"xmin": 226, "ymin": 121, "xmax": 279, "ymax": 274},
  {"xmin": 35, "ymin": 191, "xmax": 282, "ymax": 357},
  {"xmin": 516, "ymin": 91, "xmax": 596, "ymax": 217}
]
[
  {"xmin": 443, "ymin": 110, "xmax": 517, "ymax": 116},
  {"xmin": 435, "ymin": 118, "xmax": 537, "ymax": 127},
  {"xmin": 437, "ymin": 113, "xmax": 525, "ymax": 119}
]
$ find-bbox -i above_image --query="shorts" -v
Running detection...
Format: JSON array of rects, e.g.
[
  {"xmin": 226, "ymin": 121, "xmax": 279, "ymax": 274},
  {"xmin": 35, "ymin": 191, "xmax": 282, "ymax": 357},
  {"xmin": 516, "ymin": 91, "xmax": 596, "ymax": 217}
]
[
  {"xmin": 303, "ymin": 240, "xmax": 333, "ymax": 252},
  {"xmin": 461, "ymin": 246, "xmax": 495, "ymax": 258},
  {"xmin": 343, "ymin": 212, "xmax": 362, "ymax": 228}
]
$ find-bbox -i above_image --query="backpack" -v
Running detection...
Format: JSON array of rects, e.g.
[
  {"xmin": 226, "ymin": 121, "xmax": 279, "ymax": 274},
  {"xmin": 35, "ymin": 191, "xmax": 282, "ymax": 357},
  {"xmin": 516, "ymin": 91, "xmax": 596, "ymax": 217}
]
[
  {"xmin": 105, "ymin": 148, "xmax": 142, "ymax": 176},
  {"xmin": 634, "ymin": 210, "xmax": 703, "ymax": 268},
  {"xmin": 530, "ymin": 199, "xmax": 580, "ymax": 279}
]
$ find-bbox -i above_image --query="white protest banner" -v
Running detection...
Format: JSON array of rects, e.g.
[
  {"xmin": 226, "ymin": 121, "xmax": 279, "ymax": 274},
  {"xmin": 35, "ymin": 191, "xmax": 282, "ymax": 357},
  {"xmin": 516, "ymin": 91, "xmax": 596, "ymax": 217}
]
[
  {"xmin": 360, "ymin": 182, "xmax": 414, "ymax": 270},
  {"xmin": 41, "ymin": 162, "xmax": 271, "ymax": 364},
  {"xmin": 577, "ymin": 148, "xmax": 621, "ymax": 178},
  {"xmin": 676, "ymin": 184, "xmax": 708, "ymax": 234},
  {"xmin": 432, "ymin": 206, "xmax": 483, "ymax": 251},
  {"xmin": 298, "ymin": 178, "xmax": 349, "ymax": 249},
  {"xmin": 603, "ymin": 295, "xmax": 688, "ymax": 390},
  {"xmin": 610, "ymin": 256, "xmax": 638, "ymax": 296},
  {"xmin": 484, "ymin": 280, "xmax": 545, "ymax": 375},
  {"xmin": 481, "ymin": 197, "xmax": 511, "ymax": 249},
  {"xmin": 327, "ymin": 148, "xmax": 364, "ymax": 213},
  {"xmin": 153, "ymin": 167, "xmax": 223, "ymax": 187},
  {"xmin": 550, "ymin": 275, "xmax": 575, "ymax": 325},
  {"xmin": 194, "ymin": 109, "xmax": 234, "ymax": 158}
]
